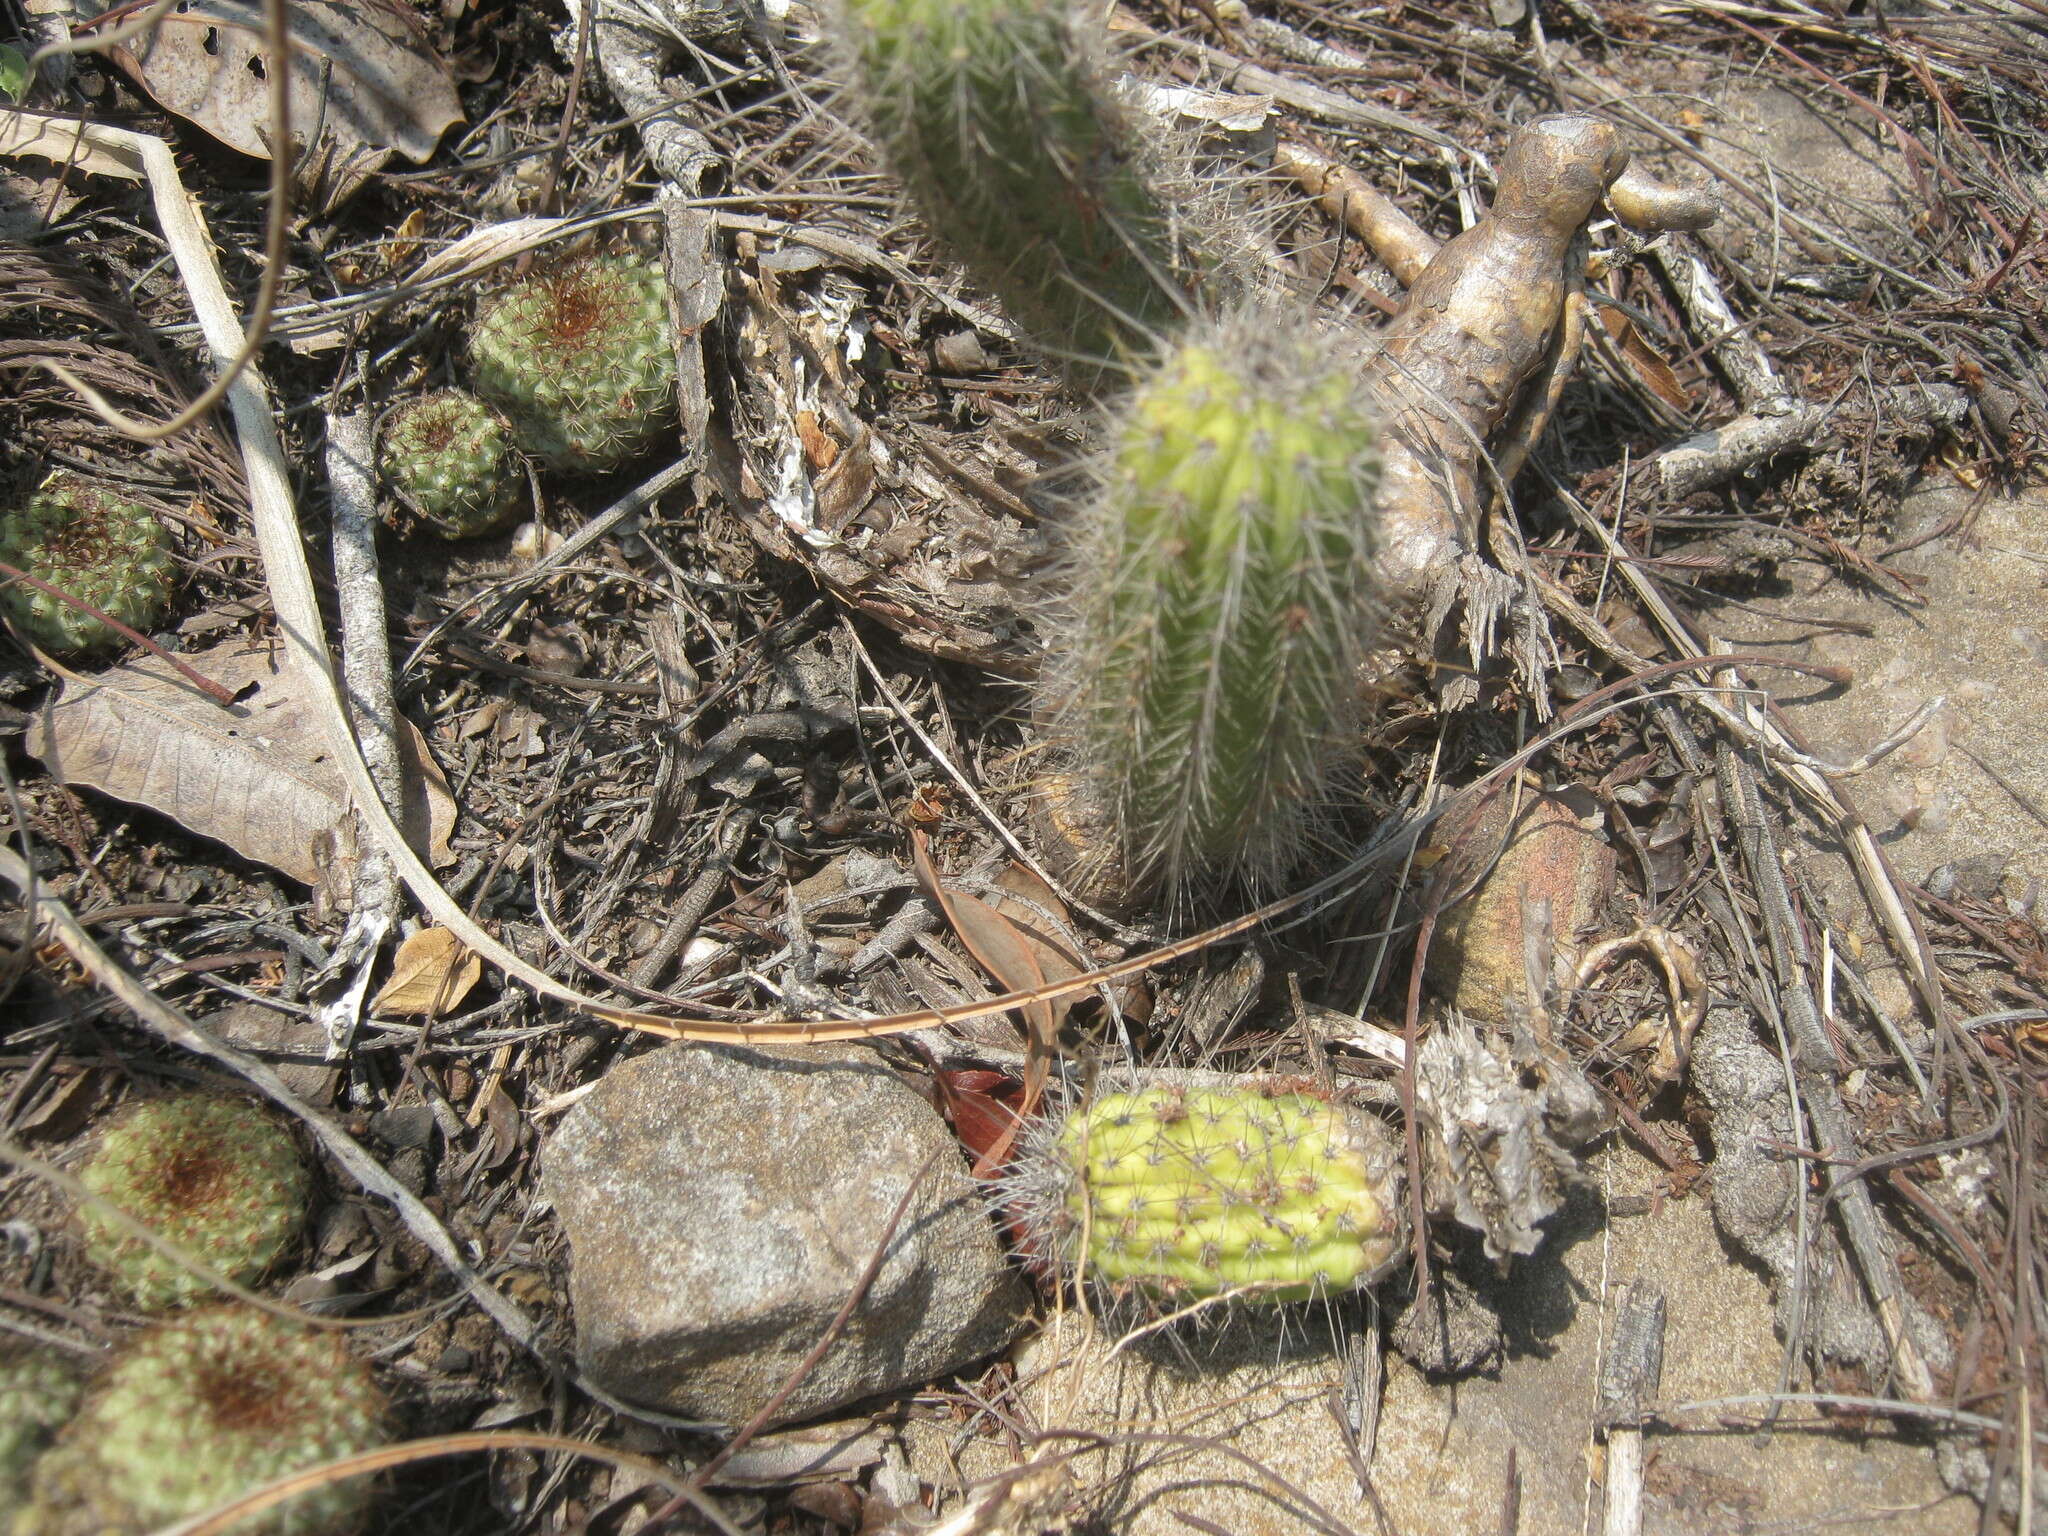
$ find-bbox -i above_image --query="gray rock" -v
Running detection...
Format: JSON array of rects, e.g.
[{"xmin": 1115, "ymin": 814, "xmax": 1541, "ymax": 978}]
[{"xmin": 544, "ymin": 1042, "xmax": 1027, "ymax": 1428}]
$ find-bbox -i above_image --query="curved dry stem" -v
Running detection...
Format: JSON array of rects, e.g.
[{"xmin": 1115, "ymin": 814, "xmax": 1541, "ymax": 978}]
[{"xmin": 42, "ymin": 0, "xmax": 292, "ymax": 443}]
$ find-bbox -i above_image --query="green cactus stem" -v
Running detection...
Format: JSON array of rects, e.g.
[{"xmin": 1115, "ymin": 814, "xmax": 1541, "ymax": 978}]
[
  {"xmin": 832, "ymin": 0, "xmax": 1188, "ymax": 378},
  {"xmin": 0, "ymin": 475, "xmax": 172, "ymax": 653},
  {"xmin": 13, "ymin": 1307, "xmax": 385, "ymax": 1536},
  {"xmin": 1043, "ymin": 315, "xmax": 1384, "ymax": 903},
  {"xmin": 378, "ymin": 388, "xmax": 523, "ymax": 537},
  {"xmin": 0, "ymin": 1348, "xmax": 83, "ymax": 1507},
  {"xmin": 469, "ymin": 253, "xmax": 677, "ymax": 472},
  {"xmin": 1021, "ymin": 1083, "xmax": 1405, "ymax": 1305},
  {"xmin": 78, "ymin": 1095, "xmax": 310, "ymax": 1312}
]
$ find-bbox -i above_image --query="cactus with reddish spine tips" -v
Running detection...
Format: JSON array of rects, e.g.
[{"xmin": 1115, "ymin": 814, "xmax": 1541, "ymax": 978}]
[
  {"xmin": 1013, "ymin": 1083, "xmax": 1406, "ymax": 1305},
  {"xmin": 14, "ymin": 1307, "xmax": 385, "ymax": 1536},
  {"xmin": 379, "ymin": 387, "xmax": 523, "ymax": 537},
  {"xmin": 78, "ymin": 1095, "xmax": 310, "ymax": 1311},
  {"xmin": 0, "ymin": 476, "xmax": 172, "ymax": 653},
  {"xmin": 1042, "ymin": 315, "xmax": 1384, "ymax": 904},
  {"xmin": 469, "ymin": 253, "xmax": 676, "ymax": 472},
  {"xmin": 830, "ymin": 0, "xmax": 1191, "ymax": 379}
]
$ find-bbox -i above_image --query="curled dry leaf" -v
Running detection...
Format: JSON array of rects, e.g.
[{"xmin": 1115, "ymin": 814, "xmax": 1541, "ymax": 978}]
[
  {"xmin": 0, "ymin": 109, "xmax": 148, "ymax": 179},
  {"xmin": 372, "ymin": 926, "xmax": 482, "ymax": 1017},
  {"xmin": 97, "ymin": 0, "xmax": 462, "ymax": 170},
  {"xmin": 26, "ymin": 639, "xmax": 456, "ymax": 888}
]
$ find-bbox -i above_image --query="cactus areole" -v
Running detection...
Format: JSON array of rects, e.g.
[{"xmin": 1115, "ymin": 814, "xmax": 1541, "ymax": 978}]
[{"xmin": 1037, "ymin": 1085, "xmax": 1405, "ymax": 1305}]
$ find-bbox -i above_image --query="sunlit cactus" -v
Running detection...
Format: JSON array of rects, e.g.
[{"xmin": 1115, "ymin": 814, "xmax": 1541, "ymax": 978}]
[
  {"xmin": 830, "ymin": 0, "xmax": 1191, "ymax": 378},
  {"xmin": 13, "ymin": 1307, "xmax": 385, "ymax": 1536},
  {"xmin": 77, "ymin": 1094, "xmax": 310, "ymax": 1311},
  {"xmin": 0, "ymin": 475, "xmax": 172, "ymax": 653},
  {"xmin": 1041, "ymin": 313, "xmax": 1384, "ymax": 903},
  {"xmin": 379, "ymin": 387, "xmax": 523, "ymax": 537},
  {"xmin": 1013, "ymin": 1082, "xmax": 1406, "ymax": 1305},
  {"xmin": 470, "ymin": 252, "xmax": 677, "ymax": 472}
]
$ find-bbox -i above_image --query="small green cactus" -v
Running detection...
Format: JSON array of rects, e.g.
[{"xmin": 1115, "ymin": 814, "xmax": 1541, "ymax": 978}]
[
  {"xmin": 378, "ymin": 388, "xmax": 523, "ymax": 537},
  {"xmin": 0, "ymin": 475, "xmax": 172, "ymax": 653},
  {"xmin": 1043, "ymin": 315, "xmax": 1384, "ymax": 903},
  {"xmin": 78, "ymin": 1094, "xmax": 310, "ymax": 1311},
  {"xmin": 469, "ymin": 253, "xmax": 676, "ymax": 472},
  {"xmin": 1019, "ymin": 1083, "xmax": 1405, "ymax": 1305},
  {"xmin": 13, "ymin": 1307, "xmax": 385, "ymax": 1536},
  {"xmin": 0, "ymin": 1348, "xmax": 83, "ymax": 1507},
  {"xmin": 831, "ymin": 0, "xmax": 1188, "ymax": 377}
]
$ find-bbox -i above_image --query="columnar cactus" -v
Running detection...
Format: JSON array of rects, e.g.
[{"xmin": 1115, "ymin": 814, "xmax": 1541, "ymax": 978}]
[
  {"xmin": 1016, "ymin": 1083, "xmax": 1406, "ymax": 1305},
  {"xmin": 0, "ymin": 475, "xmax": 172, "ymax": 652},
  {"xmin": 378, "ymin": 387, "xmax": 523, "ymax": 536},
  {"xmin": 1042, "ymin": 315, "xmax": 1384, "ymax": 903},
  {"xmin": 831, "ymin": 0, "xmax": 1188, "ymax": 376},
  {"xmin": 0, "ymin": 1349, "xmax": 83, "ymax": 1506},
  {"xmin": 13, "ymin": 1307, "xmax": 385, "ymax": 1536},
  {"xmin": 469, "ymin": 253, "xmax": 677, "ymax": 472},
  {"xmin": 78, "ymin": 1095, "xmax": 310, "ymax": 1311}
]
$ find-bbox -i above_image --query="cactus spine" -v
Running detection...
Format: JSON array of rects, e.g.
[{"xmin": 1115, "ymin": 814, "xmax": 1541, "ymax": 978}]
[
  {"xmin": 470, "ymin": 253, "xmax": 677, "ymax": 472},
  {"xmin": 1045, "ymin": 316, "xmax": 1384, "ymax": 902},
  {"xmin": 0, "ymin": 475, "xmax": 172, "ymax": 653},
  {"xmin": 1021, "ymin": 1084, "xmax": 1405, "ymax": 1305},
  {"xmin": 832, "ymin": 0, "xmax": 1187, "ymax": 376},
  {"xmin": 379, "ymin": 387, "xmax": 523, "ymax": 536},
  {"xmin": 13, "ymin": 1307, "xmax": 385, "ymax": 1536},
  {"xmin": 78, "ymin": 1095, "xmax": 310, "ymax": 1311}
]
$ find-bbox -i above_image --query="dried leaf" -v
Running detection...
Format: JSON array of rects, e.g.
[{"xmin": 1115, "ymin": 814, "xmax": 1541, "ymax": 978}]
[
  {"xmin": 371, "ymin": 926, "xmax": 481, "ymax": 1017},
  {"xmin": 1602, "ymin": 306, "xmax": 1693, "ymax": 414},
  {"xmin": 0, "ymin": 109, "xmax": 148, "ymax": 179},
  {"xmin": 911, "ymin": 832, "xmax": 1064, "ymax": 1044},
  {"xmin": 100, "ymin": 0, "xmax": 462, "ymax": 167},
  {"xmin": 27, "ymin": 640, "xmax": 456, "ymax": 886},
  {"xmin": 912, "ymin": 833, "xmax": 1073, "ymax": 1173}
]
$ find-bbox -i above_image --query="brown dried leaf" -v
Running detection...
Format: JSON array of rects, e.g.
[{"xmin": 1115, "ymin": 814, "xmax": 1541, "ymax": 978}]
[
  {"xmin": 27, "ymin": 640, "xmax": 456, "ymax": 886},
  {"xmin": 1602, "ymin": 306, "xmax": 1693, "ymax": 414},
  {"xmin": 101, "ymin": 0, "xmax": 462, "ymax": 167},
  {"xmin": 371, "ymin": 926, "xmax": 481, "ymax": 1017}
]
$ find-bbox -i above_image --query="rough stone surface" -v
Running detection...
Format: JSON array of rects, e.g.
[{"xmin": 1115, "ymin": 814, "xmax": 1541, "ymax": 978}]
[
  {"xmin": 544, "ymin": 1042, "xmax": 1027, "ymax": 1428},
  {"xmin": 1428, "ymin": 788, "xmax": 1617, "ymax": 1022}
]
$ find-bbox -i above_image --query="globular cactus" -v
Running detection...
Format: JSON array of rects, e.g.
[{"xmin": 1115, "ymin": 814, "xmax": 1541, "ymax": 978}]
[
  {"xmin": 378, "ymin": 387, "xmax": 523, "ymax": 537},
  {"xmin": 469, "ymin": 252, "xmax": 677, "ymax": 472},
  {"xmin": 1015, "ymin": 1083, "xmax": 1406, "ymax": 1306},
  {"xmin": 13, "ymin": 1307, "xmax": 385, "ymax": 1536},
  {"xmin": 1041, "ymin": 315, "xmax": 1384, "ymax": 904},
  {"xmin": 78, "ymin": 1094, "xmax": 310, "ymax": 1311},
  {"xmin": 0, "ymin": 1348, "xmax": 83, "ymax": 1507},
  {"xmin": 830, "ymin": 0, "xmax": 1189, "ymax": 378},
  {"xmin": 0, "ymin": 475, "xmax": 172, "ymax": 653}
]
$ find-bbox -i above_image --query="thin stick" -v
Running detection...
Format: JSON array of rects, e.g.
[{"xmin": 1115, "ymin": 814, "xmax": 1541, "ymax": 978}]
[{"xmin": 0, "ymin": 558, "xmax": 234, "ymax": 702}]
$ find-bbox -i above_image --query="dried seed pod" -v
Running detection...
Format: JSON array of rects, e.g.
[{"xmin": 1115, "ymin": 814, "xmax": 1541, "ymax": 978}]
[
  {"xmin": 78, "ymin": 1094, "xmax": 309, "ymax": 1311},
  {"xmin": 1041, "ymin": 311, "xmax": 1384, "ymax": 904},
  {"xmin": 1013, "ymin": 1083, "xmax": 1406, "ymax": 1305},
  {"xmin": 378, "ymin": 387, "xmax": 523, "ymax": 537},
  {"xmin": 0, "ymin": 475, "xmax": 172, "ymax": 653},
  {"xmin": 470, "ymin": 253, "xmax": 676, "ymax": 472},
  {"xmin": 15, "ymin": 1307, "xmax": 385, "ymax": 1536}
]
